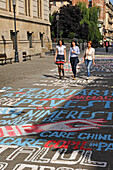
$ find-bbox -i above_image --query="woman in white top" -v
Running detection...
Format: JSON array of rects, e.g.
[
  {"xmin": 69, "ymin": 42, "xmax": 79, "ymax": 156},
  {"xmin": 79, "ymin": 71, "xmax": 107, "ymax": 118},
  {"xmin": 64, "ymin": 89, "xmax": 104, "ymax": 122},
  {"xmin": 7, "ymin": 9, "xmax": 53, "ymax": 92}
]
[
  {"xmin": 54, "ymin": 39, "xmax": 66, "ymax": 79},
  {"xmin": 82, "ymin": 41, "xmax": 95, "ymax": 80}
]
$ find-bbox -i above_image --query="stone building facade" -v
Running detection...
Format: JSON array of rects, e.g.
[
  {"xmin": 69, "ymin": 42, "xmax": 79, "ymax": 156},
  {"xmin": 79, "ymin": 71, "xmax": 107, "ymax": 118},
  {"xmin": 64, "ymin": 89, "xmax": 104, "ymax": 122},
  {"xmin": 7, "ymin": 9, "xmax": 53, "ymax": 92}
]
[
  {"xmin": 0, "ymin": 0, "xmax": 52, "ymax": 61},
  {"xmin": 104, "ymin": 1, "xmax": 113, "ymax": 41},
  {"xmin": 88, "ymin": 0, "xmax": 106, "ymax": 37}
]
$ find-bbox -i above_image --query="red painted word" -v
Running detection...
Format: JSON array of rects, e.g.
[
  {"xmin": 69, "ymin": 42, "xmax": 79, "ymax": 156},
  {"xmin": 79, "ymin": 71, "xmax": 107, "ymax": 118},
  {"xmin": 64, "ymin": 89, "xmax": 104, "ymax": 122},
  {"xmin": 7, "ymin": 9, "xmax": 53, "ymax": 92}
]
[{"xmin": 44, "ymin": 140, "xmax": 91, "ymax": 150}]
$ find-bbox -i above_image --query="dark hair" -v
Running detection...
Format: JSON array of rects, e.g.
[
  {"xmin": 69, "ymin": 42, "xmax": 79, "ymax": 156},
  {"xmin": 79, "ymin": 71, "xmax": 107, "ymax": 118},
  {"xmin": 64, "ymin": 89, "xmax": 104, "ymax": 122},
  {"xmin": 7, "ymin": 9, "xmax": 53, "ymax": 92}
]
[
  {"xmin": 71, "ymin": 40, "xmax": 77, "ymax": 47},
  {"xmin": 88, "ymin": 41, "xmax": 92, "ymax": 46},
  {"xmin": 88, "ymin": 41, "xmax": 94, "ymax": 47},
  {"xmin": 57, "ymin": 39, "xmax": 64, "ymax": 45}
]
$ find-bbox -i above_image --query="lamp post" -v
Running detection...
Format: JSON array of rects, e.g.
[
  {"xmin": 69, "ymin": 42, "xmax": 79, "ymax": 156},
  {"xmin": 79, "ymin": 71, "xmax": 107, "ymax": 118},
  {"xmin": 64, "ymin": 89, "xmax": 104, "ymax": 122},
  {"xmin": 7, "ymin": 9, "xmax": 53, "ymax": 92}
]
[
  {"xmin": 12, "ymin": 0, "xmax": 19, "ymax": 62},
  {"xmin": 56, "ymin": 14, "xmax": 59, "ymax": 42}
]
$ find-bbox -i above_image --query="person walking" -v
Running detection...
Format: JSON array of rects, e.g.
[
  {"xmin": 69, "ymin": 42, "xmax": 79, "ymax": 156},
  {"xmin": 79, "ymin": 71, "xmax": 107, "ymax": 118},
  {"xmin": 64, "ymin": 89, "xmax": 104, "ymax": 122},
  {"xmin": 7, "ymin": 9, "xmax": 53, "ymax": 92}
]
[
  {"xmin": 82, "ymin": 41, "xmax": 95, "ymax": 80},
  {"xmin": 68, "ymin": 40, "xmax": 80, "ymax": 80},
  {"xmin": 54, "ymin": 39, "xmax": 66, "ymax": 79}
]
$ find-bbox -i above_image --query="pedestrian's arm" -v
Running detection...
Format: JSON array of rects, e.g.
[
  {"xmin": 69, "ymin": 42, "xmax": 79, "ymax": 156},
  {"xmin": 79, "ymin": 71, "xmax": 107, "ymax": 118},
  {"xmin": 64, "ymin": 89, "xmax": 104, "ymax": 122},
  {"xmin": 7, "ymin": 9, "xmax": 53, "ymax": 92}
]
[
  {"xmin": 75, "ymin": 47, "xmax": 80, "ymax": 55},
  {"xmin": 82, "ymin": 51, "xmax": 86, "ymax": 63},
  {"xmin": 54, "ymin": 49, "xmax": 58, "ymax": 62},
  {"xmin": 92, "ymin": 49, "xmax": 95, "ymax": 65},
  {"xmin": 68, "ymin": 48, "xmax": 71, "ymax": 63},
  {"xmin": 64, "ymin": 49, "xmax": 66, "ymax": 62},
  {"xmin": 93, "ymin": 58, "xmax": 95, "ymax": 65}
]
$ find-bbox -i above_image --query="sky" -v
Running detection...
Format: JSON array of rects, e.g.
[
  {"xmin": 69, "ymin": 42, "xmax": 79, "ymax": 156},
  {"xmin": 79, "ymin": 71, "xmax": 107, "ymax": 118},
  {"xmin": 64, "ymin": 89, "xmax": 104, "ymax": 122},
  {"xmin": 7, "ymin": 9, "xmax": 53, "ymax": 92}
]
[{"xmin": 110, "ymin": 0, "xmax": 113, "ymax": 4}]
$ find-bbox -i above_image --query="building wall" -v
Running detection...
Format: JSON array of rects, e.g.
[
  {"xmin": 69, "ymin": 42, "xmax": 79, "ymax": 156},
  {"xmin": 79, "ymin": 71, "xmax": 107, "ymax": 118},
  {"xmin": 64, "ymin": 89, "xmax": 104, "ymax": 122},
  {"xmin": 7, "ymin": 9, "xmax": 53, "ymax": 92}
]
[
  {"xmin": 71, "ymin": 0, "xmax": 88, "ymax": 6},
  {"xmin": 0, "ymin": 0, "xmax": 52, "ymax": 62},
  {"xmin": 92, "ymin": 0, "xmax": 105, "ymax": 23},
  {"xmin": 49, "ymin": 1, "xmax": 70, "ymax": 14},
  {"xmin": 105, "ymin": 1, "xmax": 113, "ymax": 40}
]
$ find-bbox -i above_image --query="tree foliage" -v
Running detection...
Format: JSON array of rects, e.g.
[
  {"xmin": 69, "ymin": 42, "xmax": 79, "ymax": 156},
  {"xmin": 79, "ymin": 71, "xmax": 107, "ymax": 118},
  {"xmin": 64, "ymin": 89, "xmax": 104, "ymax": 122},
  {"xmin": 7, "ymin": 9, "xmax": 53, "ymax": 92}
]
[
  {"xmin": 50, "ymin": 3, "xmax": 102, "ymax": 43},
  {"xmin": 51, "ymin": 5, "xmax": 87, "ymax": 39},
  {"xmin": 78, "ymin": 2, "xmax": 101, "ymax": 43}
]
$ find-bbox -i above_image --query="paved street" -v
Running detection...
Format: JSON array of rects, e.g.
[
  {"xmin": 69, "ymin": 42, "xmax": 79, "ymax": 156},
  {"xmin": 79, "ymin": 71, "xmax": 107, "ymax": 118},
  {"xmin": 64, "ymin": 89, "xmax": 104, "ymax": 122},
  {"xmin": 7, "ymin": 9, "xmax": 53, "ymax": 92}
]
[{"xmin": 0, "ymin": 48, "xmax": 113, "ymax": 170}]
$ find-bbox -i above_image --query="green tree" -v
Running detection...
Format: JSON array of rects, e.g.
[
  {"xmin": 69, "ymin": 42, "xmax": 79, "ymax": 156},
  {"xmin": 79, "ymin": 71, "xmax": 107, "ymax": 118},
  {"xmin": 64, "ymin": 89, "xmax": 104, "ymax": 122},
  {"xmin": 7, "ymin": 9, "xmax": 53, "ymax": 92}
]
[
  {"xmin": 51, "ymin": 5, "xmax": 87, "ymax": 39},
  {"xmin": 68, "ymin": 32, "xmax": 76, "ymax": 39},
  {"xmin": 78, "ymin": 2, "xmax": 101, "ymax": 43},
  {"xmin": 50, "ymin": 3, "xmax": 101, "ymax": 44}
]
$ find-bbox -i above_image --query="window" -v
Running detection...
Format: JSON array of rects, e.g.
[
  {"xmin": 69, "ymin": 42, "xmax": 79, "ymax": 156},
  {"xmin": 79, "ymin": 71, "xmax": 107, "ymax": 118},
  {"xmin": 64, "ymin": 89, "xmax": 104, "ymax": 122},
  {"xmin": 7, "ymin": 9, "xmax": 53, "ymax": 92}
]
[
  {"xmin": 40, "ymin": 33, "xmax": 43, "ymax": 47},
  {"xmin": 28, "ymin": 0, "xmax": 30, "ymax": 16},
  {"xmin": 25, "ymin": 0, "xmax": 30, "ymax": 16},
  {"xmin": 9, "ymin": 0, "xmax": 11, "ymax": 11},
  {"xmin": 25, "ymin": 0, "xmax": 27, "ymax": 15},
  {"xmin": 27, "ymin": 32, "xmax": 33, "ymax": 48},
  {"xmin": 28, "ymin": 0, "xmax": 31, "ymax": 16},
  {"xmin": 10, "ymin": 31, "xmax": 15, "ymax": 50},
  {"xmin": 40, "ymin": 0, "xmax": 42, "ymax": 18},
  {"xmin": 53, "ymin": 1, "xmax": 56, "ymax": 6},
  {"xmin": 37, "ymin": 0, "xmax": 39, "ymax": 17},
  {"xmin": 37, "ymin": 0, "xmax": 42, "ymax": 18},
  {"xmin": 88, "ymin": 0, "xmax": 92, "ymax": 8},
  {"xmin": 61, "ymin": 1, "xmax": 63, "ymax": 5},
  {"xmin": 97, "ymin": 11, "xmax": 100, "ymax": 18}
]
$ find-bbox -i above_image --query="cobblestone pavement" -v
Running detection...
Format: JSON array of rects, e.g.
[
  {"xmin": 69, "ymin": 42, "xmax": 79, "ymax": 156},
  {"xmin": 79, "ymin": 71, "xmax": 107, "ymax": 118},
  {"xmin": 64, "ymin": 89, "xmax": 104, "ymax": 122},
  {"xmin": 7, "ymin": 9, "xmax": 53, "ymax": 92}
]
[{"xmin": 0, "ymin": 51, "xmax": 113, "ymax": 170}]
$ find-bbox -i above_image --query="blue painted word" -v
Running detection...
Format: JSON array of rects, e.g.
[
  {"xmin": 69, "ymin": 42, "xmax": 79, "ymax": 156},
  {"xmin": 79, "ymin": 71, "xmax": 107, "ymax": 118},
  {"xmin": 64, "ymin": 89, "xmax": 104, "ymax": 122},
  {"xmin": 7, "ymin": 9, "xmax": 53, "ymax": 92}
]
[
  {"xmin": 0, "ymin": 137, "xmax": 46, "ymax": 147},
  {"xmin": 78, "ymin": 133, "xmax": 113, "ymax": 141},
  {"xmin": 40, "ymin": 131, "xmax": 77, "ymax": 138},
  {"xmin": 90, "ymin": 142, "xmax": 113, "ymax": 151}
]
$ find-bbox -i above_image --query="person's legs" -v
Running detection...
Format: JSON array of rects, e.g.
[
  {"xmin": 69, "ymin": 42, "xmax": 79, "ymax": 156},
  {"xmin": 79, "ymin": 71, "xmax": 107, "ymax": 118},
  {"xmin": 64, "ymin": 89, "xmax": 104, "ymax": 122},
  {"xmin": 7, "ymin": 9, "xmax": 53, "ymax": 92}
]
[
  {"xmin": 85, "ymin": 59, "xmax": 88, "ymax": 69},
  {"xmin": 58, "ymin": 65, "xmax": 61, "ymax": 79},
  {"xmin": 61, "ymin": 65, "xmax": 65, "ymax": 78},
  {"xmin": 85, "ymin": 60, "xmax": 92, "ymax": 77},
  {"xmin": 73, "ymin": 57, "xmax": 78, "ymax": 78},
  {"xmin": 70, "ymin": 58, "xmax": 75, "ymax": 78}
]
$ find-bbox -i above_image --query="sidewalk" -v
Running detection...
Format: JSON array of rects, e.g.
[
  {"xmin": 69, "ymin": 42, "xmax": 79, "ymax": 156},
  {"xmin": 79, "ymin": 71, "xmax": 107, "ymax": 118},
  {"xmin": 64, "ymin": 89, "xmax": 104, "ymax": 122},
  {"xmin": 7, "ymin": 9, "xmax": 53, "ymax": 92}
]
[
  {"xmin": 0, "ymin": 51, "xmax": 113, "ymax": 169},
  {"xmin": 95, "ymin": 47, "xmax": 113, "ymax": 57}
]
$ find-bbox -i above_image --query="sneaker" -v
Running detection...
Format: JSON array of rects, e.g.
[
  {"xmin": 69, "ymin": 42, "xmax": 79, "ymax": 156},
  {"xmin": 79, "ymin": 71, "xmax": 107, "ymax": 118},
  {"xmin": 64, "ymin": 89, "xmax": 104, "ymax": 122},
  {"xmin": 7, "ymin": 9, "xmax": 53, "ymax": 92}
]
[
  {"xmin": 73, "ymin": 75, "xmax": 76, "ymax": 80},
  {"xmin": 86, "ymin": 77, "xmax": 90, "ymax": 80},
  {"xmin": 62, "ymin": 76, "xmax": 65, "ymax": 80}
]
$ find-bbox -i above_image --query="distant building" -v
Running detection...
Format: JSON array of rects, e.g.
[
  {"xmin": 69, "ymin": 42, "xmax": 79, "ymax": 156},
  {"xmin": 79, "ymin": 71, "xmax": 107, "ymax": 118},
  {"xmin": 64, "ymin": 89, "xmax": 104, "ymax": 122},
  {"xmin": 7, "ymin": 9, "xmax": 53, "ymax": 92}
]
[
  {"xmin": 71, "ymin": 0, "xmax": 88, "ymax": 6},
  {"xmin": 49, "ymin": 0, "xmax": 113, "ymax": 42},
  {"xmin": 49, "ymin": 0, "xmax": 71, "ymax": 14},
  {"xmin": 71, "ymin": 0, "xmax": 113, "ymax": 41},
  {"xmin": 0, "ymin": 0, "xmax": 52, "ymax": 61},
  {"xmin": 104, "ymin": 0, "xmax": 113, "ymax": 42}
]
